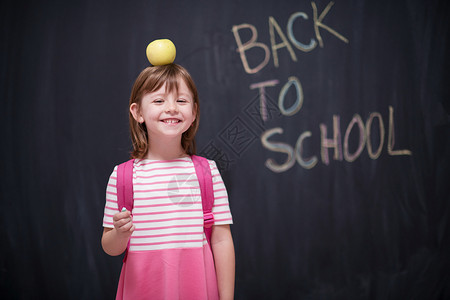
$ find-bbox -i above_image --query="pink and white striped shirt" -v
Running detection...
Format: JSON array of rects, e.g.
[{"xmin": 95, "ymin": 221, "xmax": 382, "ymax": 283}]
[{"xmin": 103, "ymin": 157, "xmax": 233, "ymax": 299}]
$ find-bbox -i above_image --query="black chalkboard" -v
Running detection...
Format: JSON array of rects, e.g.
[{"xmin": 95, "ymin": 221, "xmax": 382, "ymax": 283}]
[{"xmin": 1, "ymin": 0, "xmax": 449, "ymax": 299}]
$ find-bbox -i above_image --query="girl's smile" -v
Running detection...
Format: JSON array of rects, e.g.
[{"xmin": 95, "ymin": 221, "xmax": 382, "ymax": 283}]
[{"xmin": 161, "ymin": 118, "xmax": 181, "ymax": 124}]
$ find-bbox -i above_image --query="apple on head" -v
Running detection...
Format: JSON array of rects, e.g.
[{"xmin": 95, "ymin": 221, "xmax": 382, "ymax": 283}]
[{"xmin": 146, "ymin": 39, "xmax": 176, "ymax": 65}]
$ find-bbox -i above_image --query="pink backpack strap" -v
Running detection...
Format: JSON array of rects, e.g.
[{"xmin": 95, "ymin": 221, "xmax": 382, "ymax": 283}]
[
  {"xmin": 116, "ymin": 159, "xmax": 135, "ymax": 212},
  {"xmin": 191, "ymin": 155, "xmax": 215, "ymax": 248},
  {"xmin": 116, "ymin": 159, "xmax": 134, "ymax": 262}
]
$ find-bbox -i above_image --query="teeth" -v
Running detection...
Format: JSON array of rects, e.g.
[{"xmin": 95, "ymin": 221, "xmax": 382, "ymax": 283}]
[{"xmin": 163, "ymin": 119, "xmax": 179, "ymax": 124}]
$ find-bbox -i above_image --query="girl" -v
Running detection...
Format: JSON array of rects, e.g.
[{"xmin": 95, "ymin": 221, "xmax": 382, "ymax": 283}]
[{"xmin": 101, "ymin": 64, "xmax": 235, "ymax": 299}]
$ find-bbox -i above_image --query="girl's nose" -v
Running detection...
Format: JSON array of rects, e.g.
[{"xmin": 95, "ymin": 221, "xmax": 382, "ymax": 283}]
[{"xmin": 165, "ymin": 100, "xmax": 178, "ymax": 113}]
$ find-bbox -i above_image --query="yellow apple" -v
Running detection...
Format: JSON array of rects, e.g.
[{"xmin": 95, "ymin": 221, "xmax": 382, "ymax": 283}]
[{"xmin": 146, "ymin": 39, "xmax": 176, "ymax": 65}]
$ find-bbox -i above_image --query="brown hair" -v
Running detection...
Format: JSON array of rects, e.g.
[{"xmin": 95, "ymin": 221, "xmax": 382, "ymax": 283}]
[{"xmin": 128, "ymin": 64, "xmax": 200, "ymax": 159}]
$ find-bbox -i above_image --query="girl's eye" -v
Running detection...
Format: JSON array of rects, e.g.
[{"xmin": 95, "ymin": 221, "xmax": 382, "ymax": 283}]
[{"xmin": 153, "ymin": 99, "xmax": 164, "ymax": 104}]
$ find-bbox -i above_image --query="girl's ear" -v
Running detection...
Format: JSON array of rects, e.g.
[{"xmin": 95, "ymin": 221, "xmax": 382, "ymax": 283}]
[{"xmin": 130, "ymin": 103, "xmax": 144, "ymax": 123}]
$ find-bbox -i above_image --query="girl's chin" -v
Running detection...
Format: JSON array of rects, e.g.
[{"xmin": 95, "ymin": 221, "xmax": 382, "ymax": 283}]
[{"xmin": 150, "ymin": 127, "xmax": 189, "ymax": 138}]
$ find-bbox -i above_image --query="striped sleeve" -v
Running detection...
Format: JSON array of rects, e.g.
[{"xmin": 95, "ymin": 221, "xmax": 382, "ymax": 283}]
[
  {"xmin": 209, "ymin": 160, "xmax": 233, "ymax": 225},
  {"xmin": 103, "ymin": 166, "xmax": 119, "ymax": 228}
]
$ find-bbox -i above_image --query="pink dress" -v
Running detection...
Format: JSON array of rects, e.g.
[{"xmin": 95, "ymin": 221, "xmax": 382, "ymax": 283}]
[{"xmin": 103, "ymin": 158, "xmax": 233, "ymax": 300}]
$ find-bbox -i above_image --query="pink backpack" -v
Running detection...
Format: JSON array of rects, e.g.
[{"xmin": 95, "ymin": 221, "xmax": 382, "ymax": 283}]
[{"xmin": 116, "ymin": 155, "xmax": 215, "ymax": 261}]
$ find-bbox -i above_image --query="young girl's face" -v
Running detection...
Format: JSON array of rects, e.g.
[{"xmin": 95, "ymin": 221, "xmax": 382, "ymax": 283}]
[{"xmin": 131, "ymin": 78, "xmax": 197, "ymax": 143}]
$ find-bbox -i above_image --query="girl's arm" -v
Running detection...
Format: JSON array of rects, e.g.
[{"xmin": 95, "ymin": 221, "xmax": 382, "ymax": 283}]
[
  {"xmin": 211, "ymin": 224, "xmax": 235, "ymax": 300},
  {"xmin": 101, "ymin": 210, "xmax": 135, "ymax": 256}
]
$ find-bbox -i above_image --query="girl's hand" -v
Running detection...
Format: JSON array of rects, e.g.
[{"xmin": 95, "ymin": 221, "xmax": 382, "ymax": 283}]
[
  {"xmin": 102, "ymin": 209, "xmax": 135, "ymax": 256},
  {"xmin": 113, "ymin": 210, "xmax": 135, "ymax": 235}
]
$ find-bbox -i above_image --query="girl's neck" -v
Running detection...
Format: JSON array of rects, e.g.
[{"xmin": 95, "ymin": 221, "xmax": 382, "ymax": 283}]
[{"xmin": 145, "ymin": 137, "xmax": 188, "ymax": 161}]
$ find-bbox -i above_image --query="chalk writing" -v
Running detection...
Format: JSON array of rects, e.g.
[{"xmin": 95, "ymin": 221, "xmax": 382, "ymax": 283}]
[
  {"xmin": 250, "ymin": 80, "xmax": 279, "ymax": 121},
  {"xmin": 311, "ymin": 1, "xmax": 349, "ymax": 48},
  {"xmin": 320, "ymin": 115, "xmax": 343, "ymax": 165},
  {"xmin": 269, "ymin": 16, "xmax": 298, "ymax": 67},
  {"xmin": 228, "ymin": 1, "xmax": 411, "ymax": 173},
  {"xmin": 366, "ymin": 112, "xmax": 384, "ymax": 159},
  {"xmin": 296, "ymin": 131, "xmax": 318, "ymax": 169},
  {"xmin": 343, "ymin": 114, "xmax": 366, "ymax": 162},
  {"xmin": 261, "ymin": 106, "xmax": 412, "ymax": 173},
  {"xmin": 231, "ymin": 24, "xmax": 270, "ymax": 74},
  {"xmin": 244, "ymin": 89, "xmax": 282, "ymax": 129},
  {"xmin": 388, "ymin": 106, "xmax": 412, "ymax": 156},
  {"xmin": 278, "ymin": 76, "xmax": 304, "ymax": 116},
  {"xmin": 232, "ymin": 1, "xmax": 349, "ymax": 74},
  {"xmin": 287, "ymin": 12, "xmax": 316, "ymax": 52}
]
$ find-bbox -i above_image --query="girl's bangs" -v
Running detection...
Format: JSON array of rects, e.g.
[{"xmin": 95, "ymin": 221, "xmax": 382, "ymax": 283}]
[{"xmin": 141, "ymin": 66, "xmax": 182, "ymax": 96}]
